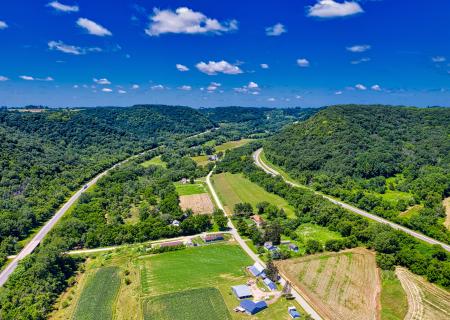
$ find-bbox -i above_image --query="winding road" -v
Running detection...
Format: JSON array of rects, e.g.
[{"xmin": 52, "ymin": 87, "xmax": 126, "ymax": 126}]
[
  {"xmin": 253, "ymin": 148, "xmax": 450, "ymax": 252},
  {"xmin": 206, "ymin": 170, "xmax": 323, "ymax": 320}
]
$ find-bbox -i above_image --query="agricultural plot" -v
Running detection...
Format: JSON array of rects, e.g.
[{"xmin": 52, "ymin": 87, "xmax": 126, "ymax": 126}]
[
  {"xmin": 141, "ymin": 156, "xmax": 166, "ymax": 168},
  {"xmin": 380, "ymin": 270, "xmax": 408, "ymax": 320},
  {"xmin": 72, "ymin": 267, "xmax": 121, "ymax": 320},
  {"xmin": 142, "ymin": 287, "xmax": 231, "ymax": 320},
  {"xmin": 276, "ymin": 248, "xmax": 380, "ymax": 320},
  {"xmin": 215, "ymin": 139, "xmax": 253, "ymax": 152},
  {"xmin": 211, "ymin": 172, "xmax": 295, "ymax": 217},
  {"xmin": 396, "ymin": 267, "xmax": 450, "ymax": 320},
  {"xmin": 179, "ymin": 194, "xmax": 214, "ymax": 214},
  {"xmin": 444, "ymin": 197, "xmax": 450, "ymax": 229},
  {"xmin": 175, "ymin": 182, "xmax": 207, "ymax": 195}
]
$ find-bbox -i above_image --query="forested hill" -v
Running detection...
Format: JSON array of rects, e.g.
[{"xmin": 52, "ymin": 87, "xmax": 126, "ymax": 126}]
[
  {"xmin": 265, "ymin": 105, "xmax": 450, "ymax": 242},
  {"xmin": 0, "ymin": 105, "xmax": 213, "ymax": 264}
]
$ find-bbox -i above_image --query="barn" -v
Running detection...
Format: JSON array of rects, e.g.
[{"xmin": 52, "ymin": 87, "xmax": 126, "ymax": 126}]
[
  {"xmin": 240, "ymin": 300, "xmax": 268, "ymax": 315},
  {"xmin": 231, "ymin": 285, "xmax": 253, "ymax": 299}
]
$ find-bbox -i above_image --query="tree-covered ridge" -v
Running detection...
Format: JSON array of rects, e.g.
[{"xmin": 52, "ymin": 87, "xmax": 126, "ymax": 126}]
[
  {"xmin": 265, "ymin": 105, "xmax": 450, "ymax": 242},
  {"xmin": 0, "ymin": 105, "xmax": 214, "ymax": 264}
]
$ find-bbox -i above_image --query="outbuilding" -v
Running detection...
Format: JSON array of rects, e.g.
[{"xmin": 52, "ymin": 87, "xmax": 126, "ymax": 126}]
[
  {"xmin": 289, "ymin": 244, "xmax": 299, "ymax": 252},
  {"xmin": 240, "ymin": 300, "xmax": 268, "ymax": 315},
  {"xmin": 231, "ymin": 285, "xmax": 253, "ymax": 299},
  {"xmin": 288, "ymin": 306, "xmax": 301, "ymax": 318},
  {"xmin": 248, "ymin": 262, "xmax": 265, "ymax": 277},
  {"xmin": 202, "ymin": 233, "xmax": 224, "ymax": 242},
  {"xmin": 263, "ymin": 278, "xmax": 277, "ymax": 291}
]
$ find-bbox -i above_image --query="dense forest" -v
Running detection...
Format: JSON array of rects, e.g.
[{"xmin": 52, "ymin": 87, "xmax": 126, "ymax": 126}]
[
  {"xmin": 0, "ymin": 105, "xmax": 214, "ymax": 265},
  {"xmin": 265, "ymin": 105, "xmax": 450, "ymax": 243},
  {"xmin": 216, "ymin": 143, "xmax": 450, "ymax": 287}
]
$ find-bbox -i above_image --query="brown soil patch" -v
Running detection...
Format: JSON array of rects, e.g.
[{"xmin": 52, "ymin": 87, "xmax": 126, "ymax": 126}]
[
  {"xmin": 276, "ymin": 248, "xmax": 381, "ymax": 320},
  {"xmin": 396, "ymin": 267, "xmax": 450, "ymax": 320},
  {"xmin": 443, "ymin": 197, "xmax": 450, "ymax": 229},
  {"xmin": 179, "ymin": 193, "xmax": 214, "ymax": 214}
]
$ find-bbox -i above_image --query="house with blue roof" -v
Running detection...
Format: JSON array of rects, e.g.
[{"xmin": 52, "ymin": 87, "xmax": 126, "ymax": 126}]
[
  {"xmin": 263, "ymin": 278, "xmax": 277, "ymax": 291},
  {"xmin": 240, "ymin": 300, "xmax": 268, "ymax": 315},
  {"xmin": 288, "ymin": 306, "xmax": 301, "ymax": 318},
  {"xmin": 248, "ymin": 262, "xmax": 265, "ymax": 277}
]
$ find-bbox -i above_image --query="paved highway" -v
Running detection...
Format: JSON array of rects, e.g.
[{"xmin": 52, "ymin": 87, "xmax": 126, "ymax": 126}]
[
  {"xmin": 253, "ymin": 148, "xmax": 450, "ymax": 252},
  {"xmin": 206, "ymin": 170, "xmax": 323, "ymax": 320}
]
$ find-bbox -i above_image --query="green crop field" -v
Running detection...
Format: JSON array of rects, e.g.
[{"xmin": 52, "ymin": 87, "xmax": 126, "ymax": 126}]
[
  {"xmin": 141, "ymin": 156, "xmax": 166, "ymax": 168},
  {"xmin": 211, "ymin": 172, "xmax": 295, "ymax": 217},
  {"xmin": 296, "ymin": 223, "xmax": 343, "ymax": 244},
  {"xmin": 380, "ymin": 270, "xmax": 408, "ymax": 320},
  {"xmin": 175, "ymin": 182, "xmax": 207, "ymax": 195},
  {"xmin": 215, "ymin": 139, "xmax": 253, "ymax": 152},
  {"xmin": 72, "ymin": 266, "xmax": 121, "ymax": 320},
  {"xmin": 143, "ymin": 287, "xmax": 231, "ymax": 320}
]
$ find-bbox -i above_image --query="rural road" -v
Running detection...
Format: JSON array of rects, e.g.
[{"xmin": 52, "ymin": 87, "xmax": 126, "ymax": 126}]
[
  {"xmin": 206, "ymin": 170, "xmax": 323, "ymax": 320},
  {"xmin": 253, "ymin": 148, "xmax": 450, "ymax": 252},
  {"xmin": 0, "ymin": 128, "xmax": 215, "ymax": 288}
]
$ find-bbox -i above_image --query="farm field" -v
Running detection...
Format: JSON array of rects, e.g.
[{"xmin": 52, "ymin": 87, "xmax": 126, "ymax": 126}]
[
  {"xmin": 444, "ymin": 197, "xmax": 450, "ymax": 229},
  {"xmin": 211, "ymin": 172, "xmax": 295, "ymax": 217},
  {"xmin": 175, "ymin": 182, "xmax": 207, "ymax": 195},
  {"xmin": 396, "ymin": 267, "xmax": 450, "ymax": 320},
  {"xmin": 215, "ymin": 139, "xmax": 253, "ymax": 152},
  {"xmin": 276, "ymin": 248, "xmax": 381, "ymax": 320},
  {"xmin": 380, "ymin": 270, "xmax": 408, "ymax": 320},
  {"xmin": 141, "ymin": 156, "xmax": 166, "ymax": 168},
  {"xmin": 72, "ymin": 267, "xmax": 121, "ymax": 320},
  {"xmin": 192, "ymin": 155, "xmax": 210, "ymax": 166},
  {"xmin": 290, "ymin": 223, "xmax": 343, "ymax": 255}
]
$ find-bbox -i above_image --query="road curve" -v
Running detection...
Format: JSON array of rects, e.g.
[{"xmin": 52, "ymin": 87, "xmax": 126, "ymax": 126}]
[
  {"xmin": 253, "ymin": 148, "xmax": 450, "ymax": 252},
  {"xmin": 0, "ymin": 129, "xmax": 215, "ymax": 287},
  {"xmin": 206, "ymin": 170, "xmax": 323, "ymax": 320}
]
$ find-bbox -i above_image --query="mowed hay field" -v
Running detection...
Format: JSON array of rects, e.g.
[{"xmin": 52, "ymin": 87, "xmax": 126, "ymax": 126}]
[
  {"xmin": 211, "ymin": 172, "xmax": 295, "ymax": 217},
  {"xmin": 396, "ymin": 267, "xmax": 450, "ymax": 320},
  {"xmin": 176, "ymin": 182, "xmax": 214, "ymax": 214},
  {"xmin": 72, "ymin": 267, "xmax": 121, "ymax": 320},
  {"xmin": 276, "ymin": 248, "xmax": 381, "ymax": 320},
  {"xmin": 143, "ymin": 287, "xmax": 231, "ymax": 320}
]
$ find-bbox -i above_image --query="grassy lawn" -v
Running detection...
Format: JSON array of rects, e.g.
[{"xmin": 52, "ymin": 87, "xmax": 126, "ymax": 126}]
[
  {"xmin": 72, "ymin": 267, "xmax": 121, "ymax": 320},
  {"xmin": 296, "ymin": 223, "xmax": 342, "ymax": 244},
  {"xmin": 211, "ymin": 172, "xmax": 295, "ymax": 218},
  {"xmin": 141, "ymin": 156, "xmax": 166, "ymax": 168},
  {"xmin": 215, "ymin": 139, "xmax": 253, "ymax": 152},
  {"xmin": 380, "ymin": 270, "xmax": 408, "ymax": 320},
  {"xmin": 175, "ymin": 182, "xmax": 207, "ymax": 195},
  {"xmin": 192, "ymin": 155, "xmax": 210, "ymax": 166},
  {"xmin": 142, "ymin": 287, "xmax": 231, "ymax": 320},
  {"xmin": 378, "ymin": 190, "xmax": 414, "ymax": 206}
]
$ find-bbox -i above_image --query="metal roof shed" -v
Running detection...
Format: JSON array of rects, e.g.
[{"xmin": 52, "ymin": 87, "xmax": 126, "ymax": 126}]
[
  {"xmin": 231, "ymin": 285, "xmax": 253, "ymax": 299},
  {"xmin": 240, "ymin": 300, "xmax": 268, "ymax": 315}
]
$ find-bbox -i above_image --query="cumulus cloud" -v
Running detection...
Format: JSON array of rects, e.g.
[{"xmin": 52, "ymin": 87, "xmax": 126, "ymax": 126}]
[
  {"xmin": 118, "ymin": 89, "xmax": 127, "ymax": 94},
  {"xmin": 371, "ymin": 84, "xmax": 381, "ymax": 91},
  {"xmin": 267, "ymin": 97, "xmax": 276, "ymax": 102},
  {"xmin": 101, "ymin": 88, "xmax": 113, "ymax": 92},
  {"xmin": 151, "ymin": 84, "xmax": 166, "ymax": 90},
  {"xmin": 77, "ymin": 18, "xmax": 112, "ymax": 36},
  {"xmin": 207, "ymin": 82, "xmax": 221, "ymax": 92},
  {"xmin": 234, "ymin": 81, "xmax": 260, "ymax": 93},
  {"xmin": 0, "ymin": 21, "xmax": 8, "ymax": 29},
  {"xmin": 48, "ymin": 40, "xmax": 102, "ymax": 55},
  {"xmin": 0, "ymin": 75, "xmax": 8, "ymax": 81},
  {"xmin": 20, "ymin": 75, "xmax": 54, "ymax": 81},
  {"xmin": 432, "ymin": 56, "xmax": 446, "ymax": 63},
  {"xmin": 176, "ymin": 64, "xmax": 189, "ymax": 72},
  {"xmin": 132, "ymin": 84, "xmax": 140, "ymax": 89},
  {"xmin": 260, "ymin": 63, "xmax": 269, "ymax": 69},
  {"xmin": 179, "ymin": 85, "xmax": 192, "ymax": 91},
  {"xmin": 47, "ymin": 1, "xmax": 79, "ymax": 13},
  {"xmin": 265, "ymin": 23, "xmax": 286, "ymax": 36},
  {"xmin": 355, "ymin": 83, "xmax": 367, "ymax": 90},
  {"xmin": 247, "ymin": 81, "xmax": 259, "ymax": 89},
  {"xmin": 93, "ymin": 78, "xmax": 111, "ymax": 85},
  {"xmin": 307, "ymin": 0, "xmax": 363, "ymax": 18},
  {"xmin": 145, "ymin": 7, "xmax": 238, "ymax": 36},
  {"xmin": 347, "ymin": 44, "xmax": 371, "ymax": 53},
  {"xmin": 196, "ymin": 60, "xmax": 243, "ymax": 75},
  {"xmin": 335, "ymin": 91, "xmax": 343, "ymax": 95},
  {"xmin": 351, "ymin": 57, "xmax": 371, "ymax": 64},
  {"xmin": 297, "ymin": 58, "xmax": 310, "ymax": 67}
]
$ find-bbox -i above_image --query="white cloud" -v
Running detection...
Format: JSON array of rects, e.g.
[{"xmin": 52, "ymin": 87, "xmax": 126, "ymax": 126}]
[
  {"xmin": 431, "ymin": 56, "xmax": 446, "ymax": 63},
  {"xmin": 234, "ymin": 81, "xmax": 260, "ymax": 94},
  {"xmin": 347, "ymin": 44, "xmax": 371, "ymax": 53},
  {"xmin": 93, "ymin": 78, "xmax": 111, "ymax": 85},
  {"xmin": 176, "ymin": 64, "xmax": 189, "ymax": 72},
  {"xmin": 371, "ymin": 84, "xmax": 381, "ymax": 91},
  {"xmin": 19, "ymin": 75, "xmax": 54, "ymax": 81},
  {"xmin": 77, "ymin": 18, "xmax": 112, "ymax": 36},
  {"xmin": 101, "ymin": 88, "xmax": 113, "ymax": 92},
  {"xmin": 0, "ymin": 75, "xmax": 8, "ymax": 81},
  {"xmin": 179, "ymin": 85, "xmax": 192, "ymax": 91},
  {"xmin": 308, "ymin": 0, "xmax": 363, "ymax": 18},
  {"xmin": 132, "ymin": 84, "xmax": 140, "ymax": 89},
  {"xmin": 145, "ymin": 7, "xmax": 238, "ymax": 36},
  {"xmin": 207, "ymin": 82, "xmax": 221, "ymax": 91},
  {"xmin": 335, "ymin": 91, "xmax": 343, "ymax": 95},
  {"xmin": 47, "ymin": 1, "xmax": 79, "ymax": 13},
  {"xmin": 265, "ymin": 23, "xmax": 286, "ymax": 36},
  {"xmin": 267, "ymin": 97, "xmax": 276, "ymax": 102},
  {"xmin": 196, "ymin": 60, "xmax": 243, "ymax": 75},
  {"xmin": 0, "ymin": 21, "xmax": 8, "ymax": 29},
  {"xmin": 151, "ymin": 84, "xmax": 165, "ymax": 90},
  {"xmin": 351, "ymin": 57, "xmax": 371, "ymax": 64},
  {"xmin": 118, "ymin": 89, "xmax": 127, "ymax": 94},
  {"xmin": 295, "ymin": 95, "xmax": 303, "ymax": 99},
  {"xmin": 297, "ymin": 58, "xmax": 310, "ymax": 67},
  {"xmin": 48, "ymin": 40, "xmax": 102, "ymax": 55},
  {"xmin": 355, "ymin": 84, "xmax": 367, "ymax": 90},
  {"xmin": 247, "ymin": 81, "xmax": 259, "ymax": 89},
  {"xmin": 260, "ymin": 63, "xmax": 269, "ymax": 69},
  {"xmin": 73, "ymin": 84, "xmax": 79, "ymax": 88}
]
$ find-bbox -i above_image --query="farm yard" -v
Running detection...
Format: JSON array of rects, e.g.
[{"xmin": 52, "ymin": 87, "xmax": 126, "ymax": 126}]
[
  {"xmin": 396, "ymin": 267, "xmax": 450, "ymax": 320},
  {"xmin": 276, "ymin": 248, "xmax": 381, "ymax": 320},
  {"xmin": 192, "ymin": 139, "xmax": 253, "ymax": 166},
  {"xmin": 211, "ymin": 172, "xmax": 295, "ymax": 218},
  {"xmin": 176, "ymin": 182, "xmax": 215, "ymax": 214}
]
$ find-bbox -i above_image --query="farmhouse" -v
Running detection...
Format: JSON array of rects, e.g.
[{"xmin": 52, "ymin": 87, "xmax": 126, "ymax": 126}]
[
  {"xmin": 264, "ymin": 241, "xmax": 277, "ymax": 251},
  {"xmin": 248, "ymin": 262, "xmax": 265, "ymax": 277},
  {"xmin": 251, "ymin": 215, "xmax": 265, "ymax": 228},
  {"xmin": 202, "ymin": 233, "xmax": 224, "ymax": 243},
  {"xmin": 231, "ymin": 285, "xmax": 253, "ymax": 299},
  {"xmin": 240, "ymin": 300, "xmax": 268, "ymax": 315},
  {"xmin": 263, "ymin": 278, "xmax": 277, "ymax": 291},
  {"xmin": 288, "ymin": 306, "xmax": 301, "ymax": 318}
]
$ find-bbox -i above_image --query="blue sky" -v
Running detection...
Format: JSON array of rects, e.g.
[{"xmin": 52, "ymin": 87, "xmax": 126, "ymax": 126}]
[{"xmin": 0, "ymin": 0, "xmax": 449, "ymax": 108}]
